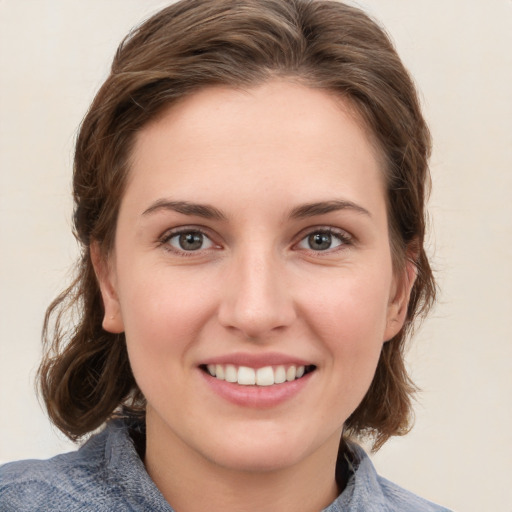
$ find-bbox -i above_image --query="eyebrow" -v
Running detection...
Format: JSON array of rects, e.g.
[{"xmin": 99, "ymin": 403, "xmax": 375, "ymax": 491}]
[
  {"xmin": 290, "ymin": 200, "xmax": 371, "ymax": 219},
  {"xmin": 142, "ymin": 198, "xmax": 370, "ymax": 221},
  {"xmin": 142, "ymin": 200, "xmax": 226, "ymax": 220}
]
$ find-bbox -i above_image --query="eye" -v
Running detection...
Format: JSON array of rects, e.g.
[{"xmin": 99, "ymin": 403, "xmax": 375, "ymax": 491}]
[
  {"xmin": 296, "ymin": 229, "xmax": 350, "ymax": 252},
  {"xmin": 165, "ymin": 230, "xmax": 215, "ymax": 252}
]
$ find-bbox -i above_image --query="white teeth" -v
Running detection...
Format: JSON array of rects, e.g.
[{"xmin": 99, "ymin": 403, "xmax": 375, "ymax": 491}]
[
  {"xmin": 225, "ymin": 364, "xmax": 237, "ymax": 383},
  {"xmin": 237, "ymin": 366, "xmax": 256, "ymax": 385},
  {"xmin": 256, "ymin": 366, "xmax": 274, "ymax": 386},
  {"xmin": 206, "ymin": 363, "xmax": 311, "ymax": 386},
  {"xmin": 215, "ymin": 364, "xmax": 225, "ymax": 380},
  {"xmin": 274, "ymin": 365, "xmax": 286, "ymax": 384},
  {"xmin": 286, "ymin": 366, "xmax": 296, "ymax": 382}
]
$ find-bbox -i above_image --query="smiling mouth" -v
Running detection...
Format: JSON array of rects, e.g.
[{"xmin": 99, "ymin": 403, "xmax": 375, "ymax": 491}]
[{"xmin": 200, "ymin": 364, "xmax": 316, "ymax": 386}]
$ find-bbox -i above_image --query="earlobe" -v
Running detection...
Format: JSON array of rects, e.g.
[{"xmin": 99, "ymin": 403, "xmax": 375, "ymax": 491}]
[
  {"xmin": 384, "ymin": 257, "xmax": 417, "ymax": 342},
  {"xmin": 90, "ymin": 242, "xmax": 125, "ymax": 334}
]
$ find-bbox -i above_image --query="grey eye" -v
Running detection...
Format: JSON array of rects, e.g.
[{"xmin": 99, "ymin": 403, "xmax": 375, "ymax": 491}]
[
  {"xmin": 168, "ymin": 231, "xmax": 213, "ymax": 251},
  {"xmin": 297, "ymin": 231, "xmax": 345, "ymax": 251},
  {"xmin": 308, "ymin": 232, "xmax": 333, "ymax": 251}
]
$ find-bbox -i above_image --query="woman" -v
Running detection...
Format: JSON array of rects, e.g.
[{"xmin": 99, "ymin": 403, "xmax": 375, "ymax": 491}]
[{"xmin": 1, "ymin": 0, "xmax": 450, "ymax": 510}]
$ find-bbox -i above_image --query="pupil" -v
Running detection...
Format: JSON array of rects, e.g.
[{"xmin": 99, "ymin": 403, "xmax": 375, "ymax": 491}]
[
  {"xmin": 179, "ymin": 232, "xmax": 203, "ymax": 250},
  {"xmin": 309, "ymin": 232, "xmax": 331, "ymax": 250}
]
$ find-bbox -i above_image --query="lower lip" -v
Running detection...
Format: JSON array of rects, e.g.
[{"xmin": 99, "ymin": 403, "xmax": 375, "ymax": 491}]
[{"xmin": 200, "ymin": 370, "xmax": 314, "ymax": 409}]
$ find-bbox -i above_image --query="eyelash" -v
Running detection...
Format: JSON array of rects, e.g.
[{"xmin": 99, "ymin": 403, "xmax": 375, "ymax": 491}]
[
  {"xmin": 159, "ymin": 227, "xmax": 216, "ymax": 256},
  {"xmin": 295, "ymin": 227, "xmax": 353, "ymax": 254},
  {"xmin": 158, "ymin": 226, "xmax": 353, "ymax": 256}
]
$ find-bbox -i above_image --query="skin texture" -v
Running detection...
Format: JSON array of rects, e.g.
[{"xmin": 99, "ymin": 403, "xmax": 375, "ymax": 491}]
[{"xmin": 92, "ymin": 81, "xmax": 415, "ymax": 512}]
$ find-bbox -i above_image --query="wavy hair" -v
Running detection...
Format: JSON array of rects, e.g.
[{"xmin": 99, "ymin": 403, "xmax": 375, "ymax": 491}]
[{"xmin": 39, "ymin": 0, "xmax": 435, "ymax": 451}]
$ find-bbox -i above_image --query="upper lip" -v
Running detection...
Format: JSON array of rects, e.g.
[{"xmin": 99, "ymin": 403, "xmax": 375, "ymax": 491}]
[{"xmin": 199, "ymin": 352, "xmax": 314, "ymax": 368}]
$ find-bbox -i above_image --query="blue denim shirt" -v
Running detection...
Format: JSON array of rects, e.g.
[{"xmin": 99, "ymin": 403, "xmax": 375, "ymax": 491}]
[{"xmin": 0, "ymin": 419, "xmax": 452, "ymax": 511}]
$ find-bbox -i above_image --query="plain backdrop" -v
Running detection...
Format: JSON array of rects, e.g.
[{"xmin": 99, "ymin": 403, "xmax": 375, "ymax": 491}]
[{"xmin": 1, "ymin": 1, "xmax": 511, "ymax": 511}]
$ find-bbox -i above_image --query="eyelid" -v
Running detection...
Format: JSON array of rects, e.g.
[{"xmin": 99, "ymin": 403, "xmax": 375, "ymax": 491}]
[
  {"xmin": 157, "ymin": 224, "xmax": 353, "ymax": 255},
  {"xmin": 293, "ymin": 226, "xmax": 353, "ymax": 251},
  {"xmin": 158, "ymin": 225, "xmax": 221, "ymax": 254}
]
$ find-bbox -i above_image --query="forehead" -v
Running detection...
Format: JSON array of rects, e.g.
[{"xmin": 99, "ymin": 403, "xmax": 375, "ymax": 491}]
[
  {"xmin": 138, "ymin": 81, "xmax": 379, "ymax": 151},
  {"xmin": 124, "ymin": 80, "xmax": 386, "ymax": 216}
]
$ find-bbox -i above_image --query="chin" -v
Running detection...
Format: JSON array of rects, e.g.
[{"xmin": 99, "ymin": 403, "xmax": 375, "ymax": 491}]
[
  {"xmin": 199, "ymin": 424, "xmax": 338, "ymax": 474},
  {"xmin": 208, "ymin": 443, "xmax": 307, "ymax": 473}
]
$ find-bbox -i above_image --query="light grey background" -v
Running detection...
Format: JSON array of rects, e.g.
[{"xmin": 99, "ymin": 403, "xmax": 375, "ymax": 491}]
[{"xmin": 1, "ymin": 1, "xmax": 511, "ymax": 511}]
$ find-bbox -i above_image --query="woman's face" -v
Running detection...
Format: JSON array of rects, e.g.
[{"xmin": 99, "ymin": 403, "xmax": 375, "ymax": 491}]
[{"xmin": 96, "ymin": 81, "xmax": 411, "ymax": 473}]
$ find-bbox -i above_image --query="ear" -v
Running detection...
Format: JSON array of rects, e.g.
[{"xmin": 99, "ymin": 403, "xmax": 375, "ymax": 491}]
[
  {"xmin": 90, "ymin": 242, "xmax": 125, "ymax": 334},
  {"xmin": 384, "ymin": 255, "xmax": 417, "ymax": 342}
]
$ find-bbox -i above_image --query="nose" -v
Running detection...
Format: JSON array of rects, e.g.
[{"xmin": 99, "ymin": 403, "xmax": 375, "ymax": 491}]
[{"xmin": 217, "ymin": 249, "xmax": 296, "ymax": 340}]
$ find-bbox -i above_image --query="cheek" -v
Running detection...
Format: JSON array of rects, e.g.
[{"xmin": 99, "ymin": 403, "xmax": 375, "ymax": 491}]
[
  {"xmin": 306, "ymin": 269, "xmax": 391, "ymax": 341},
  {"xmin": 117, "ymin": 268, "xmax": 219, "ymax": 371},
  {"xmin": 303, "ymin": 270, "xmax": 391, "ymax": 383}
]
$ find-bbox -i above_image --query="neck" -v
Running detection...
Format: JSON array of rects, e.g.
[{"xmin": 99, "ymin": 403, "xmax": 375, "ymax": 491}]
[{"xmin": 144, "ymin": 414, "xmax": 342, "ymax": 512}]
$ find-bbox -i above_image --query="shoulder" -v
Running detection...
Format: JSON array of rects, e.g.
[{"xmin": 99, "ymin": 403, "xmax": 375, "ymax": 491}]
[
  {"xmin": 1, "ymin": 419, "xmax": 170, "ymax": 512},
  {"xmin": 0, "ymin": 456, "xmax": 87, "ymax": 511},
  {"xmin": 328, "ymin": 442, "xmax": 453, "ymax": 512},
  {"xmin": 376, "ymin": 475, "xmax": 452, "ymax": 512},
  {"xmin": 0, "ymin": 425, "xmax": 121, "ymax": 512}
]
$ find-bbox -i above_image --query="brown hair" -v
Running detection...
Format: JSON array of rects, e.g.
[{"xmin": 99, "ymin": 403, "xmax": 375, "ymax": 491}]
[{"xmin": 39, "ymin": 0, "xmax": 435, "ymax": 451}]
